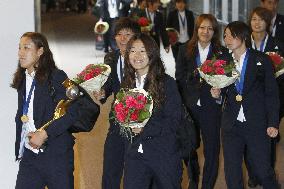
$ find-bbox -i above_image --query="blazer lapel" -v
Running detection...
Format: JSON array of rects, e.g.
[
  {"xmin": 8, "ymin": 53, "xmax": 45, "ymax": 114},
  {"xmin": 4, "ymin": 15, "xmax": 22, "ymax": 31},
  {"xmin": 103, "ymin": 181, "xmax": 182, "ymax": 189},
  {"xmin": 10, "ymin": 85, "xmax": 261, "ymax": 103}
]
[
  {"xmin": 243, "ymin": 50, "xmax": 256, "ymax": 94},
  {"xmin": 33, "ymin": 81, "xmax": 48, "ymax": 128}
]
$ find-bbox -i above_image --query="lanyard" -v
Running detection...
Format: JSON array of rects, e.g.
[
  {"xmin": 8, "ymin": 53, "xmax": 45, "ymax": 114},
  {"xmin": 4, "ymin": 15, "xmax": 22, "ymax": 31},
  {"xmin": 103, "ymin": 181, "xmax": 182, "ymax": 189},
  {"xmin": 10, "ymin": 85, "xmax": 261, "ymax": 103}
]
[
  {"xmin": 235, "ymin": 51, "xmax": 249, "ymax": 95},
  {"xmin": 22, "ymin": 79, "xmax": 35, "ymax": 116},
  {"xmin": 178, "ymin": 12, "xmax": 186, "ymax": 29}
]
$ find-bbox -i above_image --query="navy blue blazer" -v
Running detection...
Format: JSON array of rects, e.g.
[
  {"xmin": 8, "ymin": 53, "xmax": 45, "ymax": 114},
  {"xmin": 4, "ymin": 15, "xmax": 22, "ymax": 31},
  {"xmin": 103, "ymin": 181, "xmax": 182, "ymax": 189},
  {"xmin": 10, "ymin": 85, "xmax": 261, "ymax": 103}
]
[
  {"xmin": 274, "ymin": 14, "xmax": 284, "ymax": 44},
  {"xmin": 221, "ymin": 49, "xmax": 280, "ymax": 132},
  {"xmin": 15, "ymin": 69, "xmax": 80, "ymax": 159},
  {"xmin": 176, "ymin": 43, "xmax": 227, "ymax": 111},
  {"xmin": 166, "ymin": 9, "xmax": 194, "ymax": 41}
]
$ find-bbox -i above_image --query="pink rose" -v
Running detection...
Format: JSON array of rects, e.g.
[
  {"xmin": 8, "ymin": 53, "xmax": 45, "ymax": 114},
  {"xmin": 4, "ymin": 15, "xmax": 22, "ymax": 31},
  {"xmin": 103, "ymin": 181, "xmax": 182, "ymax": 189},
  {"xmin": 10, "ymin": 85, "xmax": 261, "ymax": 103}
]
[
  {"xmin": 130, "ymin": 110, "xmax": 139, "ymax": 121},
  {"xmin": 213, "ymin": 60, "xmax": 226, "ymax": 67},
  {"xmin": 215, "ymin": 67, "xmax": 225, "ymax": 75},
  {"xmin": 126, "ymin": 96, "xmax": 137, "ymax": 108}
]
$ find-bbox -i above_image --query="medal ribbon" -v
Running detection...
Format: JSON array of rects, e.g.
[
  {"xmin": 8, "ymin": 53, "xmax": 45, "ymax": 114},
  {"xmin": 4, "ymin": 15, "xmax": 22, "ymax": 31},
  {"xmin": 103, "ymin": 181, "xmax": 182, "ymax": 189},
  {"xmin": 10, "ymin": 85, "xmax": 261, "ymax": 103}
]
[
  {"xmin": 252, "ymin": 34, "xmax": 268, "ymax": 52},
  {"xmin": 195, "ymin": 44, "xmax": 212, "ymax": 67},
  {"xmin": 22, "ymin": 79, "xmax": 35, "ymax": 117},
  {"xmin": 235, "ymin": 51, "xmax": 249, "ymax": 95}
]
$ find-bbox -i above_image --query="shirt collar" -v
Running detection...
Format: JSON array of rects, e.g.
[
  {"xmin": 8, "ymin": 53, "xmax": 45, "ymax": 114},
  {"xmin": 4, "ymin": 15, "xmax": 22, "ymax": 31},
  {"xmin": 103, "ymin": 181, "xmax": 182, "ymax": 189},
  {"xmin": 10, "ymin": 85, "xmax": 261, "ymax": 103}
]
[
  {"xmin": 25, "ymin": 70, "xmax": 35, "ymax": 78},
  {"xmin": 198, "ymin": 42, "xmax": 211, "ymax": 51}
]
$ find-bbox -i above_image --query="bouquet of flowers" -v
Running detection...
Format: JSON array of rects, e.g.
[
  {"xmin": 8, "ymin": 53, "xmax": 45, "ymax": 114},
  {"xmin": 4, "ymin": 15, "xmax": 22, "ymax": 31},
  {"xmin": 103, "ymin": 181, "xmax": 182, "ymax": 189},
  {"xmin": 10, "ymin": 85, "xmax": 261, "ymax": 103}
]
[
  {"xmin": 135, "ymin": 16, "xmax": 153, "ymax": 33},
  {"xmin": 198, "ymin": 58, "xmax": 239, "ymax": 88},
  {"xmin": 166, "ymin": 28, "xmax": 179, "ymax": 46},
  {"xmin": 73, "ymin": 64, "xmax": 111, "ymax": 93},
  {"xmin": 112, "ymin": 88, "xmax": 153, "ymax": 140},
  {"xmin": 266, "ymin": 52, "xmax": 284, "ymax": 78}
]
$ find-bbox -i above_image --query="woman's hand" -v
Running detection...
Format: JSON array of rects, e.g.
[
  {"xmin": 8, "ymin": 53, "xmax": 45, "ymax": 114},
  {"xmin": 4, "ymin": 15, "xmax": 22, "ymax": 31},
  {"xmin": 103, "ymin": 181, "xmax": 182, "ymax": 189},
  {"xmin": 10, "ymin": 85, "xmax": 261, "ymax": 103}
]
[
  {"xmin": 131, "ymin": 127, "xmax": 143, "ymax": 135},
  {"xmin": 93, "ymin": 89, "xmax": 105, "ymax": 100},
  {"xmin": 210, "ymin": 87, "xmax": 221, "ymax": 99},
  {"xmin": 267, "ymin": 127, "xmax": 278, "ymax": 138},
  {"xmin": 28, "ymin": 130, "xmax": 48, "ymax": 149}
]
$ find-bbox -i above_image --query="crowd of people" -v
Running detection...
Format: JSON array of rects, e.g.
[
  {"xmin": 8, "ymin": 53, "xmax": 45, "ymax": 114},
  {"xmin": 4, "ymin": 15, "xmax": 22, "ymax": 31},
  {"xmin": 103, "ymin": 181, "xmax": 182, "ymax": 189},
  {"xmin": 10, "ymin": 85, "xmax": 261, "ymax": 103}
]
[{"xmin": 13, "ymin": 0, "xmax": 284, "ymax": 189}]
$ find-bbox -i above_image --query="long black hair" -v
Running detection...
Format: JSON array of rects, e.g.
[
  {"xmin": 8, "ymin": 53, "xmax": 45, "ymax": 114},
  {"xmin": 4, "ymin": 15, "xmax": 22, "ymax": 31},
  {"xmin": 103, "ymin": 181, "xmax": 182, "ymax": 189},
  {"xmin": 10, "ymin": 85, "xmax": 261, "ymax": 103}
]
[
  {"xmin": 11, "ymin": 32, "xmax": 57, "ymax": 89},
  {"xmin": 122, "ymin": 33, "xmax": 166, "ymax": 109}
]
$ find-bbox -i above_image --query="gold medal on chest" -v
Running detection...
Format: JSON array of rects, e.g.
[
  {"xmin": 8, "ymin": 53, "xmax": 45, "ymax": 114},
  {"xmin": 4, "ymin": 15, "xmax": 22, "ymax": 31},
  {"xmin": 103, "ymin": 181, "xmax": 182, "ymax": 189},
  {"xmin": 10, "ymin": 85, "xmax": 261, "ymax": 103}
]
[
  {"xmin": 21, "ymin": 115, "xmax": 29, "ymax": 123},
  {"xmin": 236, "ymin": 94, "xmax": 242, "ymax": 102}
]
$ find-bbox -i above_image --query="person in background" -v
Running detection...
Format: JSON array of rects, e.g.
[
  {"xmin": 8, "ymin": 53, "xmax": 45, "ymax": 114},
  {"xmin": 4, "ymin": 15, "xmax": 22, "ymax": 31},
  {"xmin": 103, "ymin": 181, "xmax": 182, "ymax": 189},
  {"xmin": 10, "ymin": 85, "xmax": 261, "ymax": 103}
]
[
  {"xmin": 122, "ymin": 33, "xmax": 183, "ymax": 189},
  {"xmin": 93, "ymin": 17, "xmax": 141, "ymax": 189},
  {"xmin": 261, "ymin": 0, "xmax": 284, "ymax": 43},
  {"xmin": 222, "ymin": 21, "xmax": 279, "ymax": 189},
  {"xmin": 167, "ymin": 0, "xmax": 194, "ymax": 63},
  {"xmin": 176, "ymin": 14, "xmax": 226, "ymax": 189},
  {"xmin": 12, "ymin": 32, "xmax": 100, "ymax": 189},
  {"xmin": 247, "ymin": 6, "xmax": 284, "ymax": 188},
  {"xmin": 137, "ymin": 0, "xmax": 170, "ymax": 53},
  {"xmin": 130, "ymin": 0, "xmax": 147, "ymax": 18},
  {"xmin": 98, "ymin": 0, "xmax": 132, "ymax": 52}
]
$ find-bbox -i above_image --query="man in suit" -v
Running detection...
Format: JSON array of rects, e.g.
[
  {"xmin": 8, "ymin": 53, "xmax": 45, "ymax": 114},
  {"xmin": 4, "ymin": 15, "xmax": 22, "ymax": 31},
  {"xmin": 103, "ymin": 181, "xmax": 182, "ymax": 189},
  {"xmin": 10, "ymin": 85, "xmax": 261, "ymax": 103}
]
[
  {"xmin": 166, "ymin": 0, "xmax": 194, "ymax": 62},
  {"xmin": 137, "ymin": 0, "xmax": 170, "ymax": 53},
  {"xmin": 222, "ymin": 21, "xmax": 279, "ymax": 189},
  {"xmin": 261, "ymin": 0, "xmax": 284, "ymax": 43},
  {"xmin": 99, "ymin": 0, "xmax": 132, "ymax": 52},
  {"xmin": 93, "ymin": 17, "xmax": 141, "ymax": 189}
]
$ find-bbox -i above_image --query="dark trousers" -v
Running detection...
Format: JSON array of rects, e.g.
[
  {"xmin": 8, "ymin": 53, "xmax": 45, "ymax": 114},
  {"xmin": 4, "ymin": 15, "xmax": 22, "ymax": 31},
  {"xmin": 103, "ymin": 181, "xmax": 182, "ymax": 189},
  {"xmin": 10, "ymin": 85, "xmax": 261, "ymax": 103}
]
[
  {"xmin": 222, "ymin": 122, "xmax": 277, "ymax": 189},
  {"xmin": 124, "ymin": 154, "xmax": 182, "ymax": 189},
  {"xmin": 199, "ymin": 108, "xmax": 221, "ymax": 189},
  {"xmin": 190, "ymin": 105, "xmax": 220, "ymax": 189},
  {"xmin": 102, "ymin": 130, "xmax": 126, "ymax": 189},
  {"xmin": 16, "ymin": 147, "xmax": 74, "ymax": 189},
  {"xmin": 103, "ymin": 18, "xmax": 118, "ymax": 52}
]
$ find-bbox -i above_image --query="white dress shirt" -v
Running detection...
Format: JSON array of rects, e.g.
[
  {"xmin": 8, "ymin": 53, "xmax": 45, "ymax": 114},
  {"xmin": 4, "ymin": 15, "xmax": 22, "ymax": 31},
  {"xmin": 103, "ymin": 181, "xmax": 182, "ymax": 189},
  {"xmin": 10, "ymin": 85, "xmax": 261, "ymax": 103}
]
[
  {"xmin": 117, "ymin": 55, "xmax": 124, "ymax": 83},
  {"xmin": 108, "ymin": 0, "xmax": 118, "ymax": 18},
  {"xmin": 197, "ymin": 42, "xmax": 211, "ymax": 106},
  {"xmin": 178, "ymin": 11, "xmax": 189, "ymax": 43}
]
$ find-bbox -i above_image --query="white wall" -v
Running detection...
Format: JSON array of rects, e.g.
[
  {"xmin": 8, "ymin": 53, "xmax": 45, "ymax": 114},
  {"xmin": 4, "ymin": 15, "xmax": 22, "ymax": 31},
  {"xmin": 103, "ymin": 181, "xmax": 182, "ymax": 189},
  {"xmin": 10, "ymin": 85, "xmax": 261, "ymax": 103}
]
[{"xmin": 0, "ymin": 1, "xmax": 35, "ymax": 188}]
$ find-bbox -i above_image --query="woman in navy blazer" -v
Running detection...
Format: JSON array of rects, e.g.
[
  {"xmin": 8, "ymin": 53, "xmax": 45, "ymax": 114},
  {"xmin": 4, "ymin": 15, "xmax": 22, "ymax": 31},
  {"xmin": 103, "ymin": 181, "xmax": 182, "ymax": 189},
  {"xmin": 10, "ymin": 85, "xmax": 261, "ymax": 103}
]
[
  {"xmin": 222, "ymin": 21, "xmax": 279, "ymax": 189},
  {"xmin": 247, "ymin": 7, "xmax": 284, "ymax": 187},
  {"xmin": 176, "ymin": 14, "xmax": 226, "ymax": 189},
  {"xmin": 12, "ymin": 32, "xmax": 84, "ymax": 189},
  {"xmin": 121, "ymin": 33, "xmax": 183, "ymax": 189}
]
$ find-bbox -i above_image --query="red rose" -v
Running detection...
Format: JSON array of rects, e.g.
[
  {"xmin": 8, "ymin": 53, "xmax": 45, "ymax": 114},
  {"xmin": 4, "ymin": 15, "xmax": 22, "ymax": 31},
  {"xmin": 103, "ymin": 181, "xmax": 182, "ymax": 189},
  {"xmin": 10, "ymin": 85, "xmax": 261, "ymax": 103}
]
[
  {"xmin": 135, "ymin": 95, "xmax": 147, "ymax": 109},
  {"xmin": 130, "ymin": 110, "xmax": 139, "ymax": 121},
  {"xmin": 201, "ymin": 65, "xmax": 213, "ymax": 74},
  {"xmin": 203, "ymin": 60, "xmax": 212, "ymax": 66},
  {"xmin": 126, "ymin": 96, "xmax": 137, "ymax": 108},
  {"xmin": 114, "ymin": 102, "xmax": 124, "ymax": 113},
  {"xmin": 93, "ymin": 67, "xmax": 102, "ymax": 76},
  {"xmin": 213, "ymin": 60, "xmax": 226, "ymax": 67},
  {"xmin": 269, "ymin": 54, "xmax": 282, "ymax": 65},
  {"xmin": 117, "ymin": 112, "xmax": 126, "ymax": 122},
  {"xmin": 138, "ymin": 17, "xmax": 149, "ymax": 27},
  {"xmin": 215, "ymin": 67, "xmax": 225, "ymax": 75},
  {"xmin": 84, "ymin": 73, "xmax": 93, "ymax": 81}
]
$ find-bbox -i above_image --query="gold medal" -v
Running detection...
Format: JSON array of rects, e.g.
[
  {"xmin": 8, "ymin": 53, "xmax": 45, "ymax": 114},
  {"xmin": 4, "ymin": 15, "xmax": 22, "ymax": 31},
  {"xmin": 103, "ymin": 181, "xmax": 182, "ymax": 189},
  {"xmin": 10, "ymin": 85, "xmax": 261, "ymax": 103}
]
[
  {"xmin": 236, "ymin": 94, "xmax": 242, "ymax": 102},
  {"xmin": 21, "ymin": 115, "xmax": 29, "ymax": 123}
]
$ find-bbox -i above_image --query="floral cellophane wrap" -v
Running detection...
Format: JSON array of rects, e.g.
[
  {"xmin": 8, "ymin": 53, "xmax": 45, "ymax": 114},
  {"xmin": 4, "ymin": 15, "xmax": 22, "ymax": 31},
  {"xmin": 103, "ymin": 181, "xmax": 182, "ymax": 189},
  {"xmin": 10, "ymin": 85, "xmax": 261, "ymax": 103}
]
[
  {"xmin": 114, "ymin": 88, "xmax": 153, "ymax": 129},
  {"xmin": 74, "ymin": 64, "xmax": 111, "ymax": 93},
  {"xmin": 266, "ymin": 52, "xmax": 284, "ymax": 78},
  {"xmin": 198, "ymin": 68, "xmax": 239, "ymax": 88}
]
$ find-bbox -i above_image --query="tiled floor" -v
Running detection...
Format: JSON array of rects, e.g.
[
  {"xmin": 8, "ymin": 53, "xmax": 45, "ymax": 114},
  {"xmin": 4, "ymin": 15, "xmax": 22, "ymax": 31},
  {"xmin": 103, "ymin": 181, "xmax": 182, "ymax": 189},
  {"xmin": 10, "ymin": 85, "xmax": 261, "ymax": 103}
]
[{"xmin": 41, "ymin": 11, "xmax": 284, "ymax": 189}]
